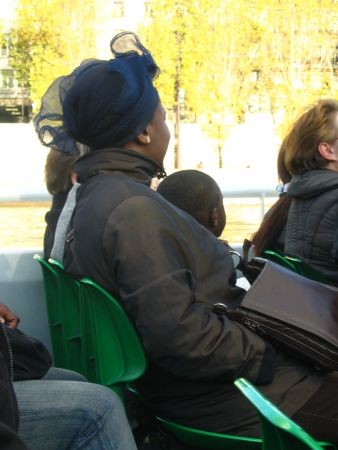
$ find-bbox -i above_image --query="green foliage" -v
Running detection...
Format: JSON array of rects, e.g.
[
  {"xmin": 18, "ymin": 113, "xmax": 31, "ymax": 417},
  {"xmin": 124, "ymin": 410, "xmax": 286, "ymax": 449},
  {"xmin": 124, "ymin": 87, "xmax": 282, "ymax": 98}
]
[{"xmin": 9, "ymin": 0, "xmax": 96, "ymax": 109}]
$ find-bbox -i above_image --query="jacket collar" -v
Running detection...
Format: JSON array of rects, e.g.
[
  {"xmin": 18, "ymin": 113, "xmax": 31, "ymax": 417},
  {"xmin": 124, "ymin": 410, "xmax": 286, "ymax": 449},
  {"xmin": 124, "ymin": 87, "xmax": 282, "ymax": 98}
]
[
  {"xmin": 75, "ymin": 147, "xmax": 166, "ymax": 184},
  {"xmin": 288, "ymin": 169, "xmax": 338, "ymax": 198}
]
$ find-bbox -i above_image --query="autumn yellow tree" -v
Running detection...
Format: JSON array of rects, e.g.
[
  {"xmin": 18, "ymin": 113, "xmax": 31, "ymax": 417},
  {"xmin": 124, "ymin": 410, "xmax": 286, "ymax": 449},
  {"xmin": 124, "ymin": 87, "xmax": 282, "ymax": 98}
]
[
  {"xmin": 9, "ymin": 0, "xmax": 338, "ymax": 163},
  {"xmin": 141, "ymin": 0, "xmax": 338, "ymax": 166},
  {"xmin": 250, "ymin": 0, "xmax": 338, "ymax": 136},
  {"xmin": 139, "ymin": 0, "xmax": 195, "ymax": 167},
  {"xmin": 9, "ymin": 0, "xmax": 96, "ymax": 109},
  {"xmin": 0, "ymin": 22, "xmax": 5, "ymax": 47},
  {"xmin": 140, "ymin": 0, "xmax": 264, "ymax": 167},
  {"xmin": 187, "ymin": 0, "xmax": 264, "ymax": 166}
]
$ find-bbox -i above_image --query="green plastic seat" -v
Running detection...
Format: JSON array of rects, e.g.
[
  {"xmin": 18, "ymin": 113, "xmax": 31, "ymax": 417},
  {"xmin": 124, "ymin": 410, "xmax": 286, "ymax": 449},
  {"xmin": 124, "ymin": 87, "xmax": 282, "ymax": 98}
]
[
  {"xmin": 34, "ymin": 254, "xmax": 83, "ymax": 373},
  {"xmin": 234, "ymin": 378, "xmax": 335, "ymax": 450},
  {"xmin": 263, "ymin": 250, "xmax": 329, "ymax": 284},
  {"xmin": 157, "ymin": 417, "xmax": 261, "ymax": 450},
  {"xmin": 47, "ymin": 258, "xmax": 83, "ymax": 375},
  {"xmin": 283, "ymin": 256, "xmax": 329, "ymax": 284},
  {"xmin": 35, "ymin": 255, "xmax": 146, "ymax": 394},
  {"xmin": 263, "ymin": 249, "xmax": 298, "ymax": 272},
  {"xmin": 127, "ymin": 384, "xmax": 262, "ymax": 449},
  {"xmin": 79, "ymin": 277, "xmax": 147, "ymax": 393},
  {"xmin": 33, "ymin": 254, "xmax": 68, "ymax": 368}
]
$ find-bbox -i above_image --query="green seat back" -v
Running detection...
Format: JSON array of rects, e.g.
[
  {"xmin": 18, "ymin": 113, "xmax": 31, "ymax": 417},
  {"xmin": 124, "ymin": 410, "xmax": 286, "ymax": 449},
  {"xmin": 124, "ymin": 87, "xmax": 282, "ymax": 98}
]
[
  {"xmin": 157, "ymin": 417, "xmax": 262, "ymax": 450},
  {"xmin": 263, "ymin": 250, "xmax": 298, "ymax": 272},
  {"xmin": 36, "ymin": 254, "xmax": 146, "ymax": 394},
  {"xmin": 283, "ymin": 256, "xmax": 329, "ymax": 284},
  {"xmin": 263, "ymin": 250, "xmax": 329, "ymax": 284},
  {"xmin": 33, "ymin": 254, "xmax": 67, "ymax": 368},
  {"xmin": 79, "ymin": 277, "xmax": 147, "ymax": 389},
  {"xmin": 47, "ymin": 258, "xmax": 83, "ymax": 375},
  {"xmin": 234, "ymin": 378, "xmax": 335, "ymax": 450}
]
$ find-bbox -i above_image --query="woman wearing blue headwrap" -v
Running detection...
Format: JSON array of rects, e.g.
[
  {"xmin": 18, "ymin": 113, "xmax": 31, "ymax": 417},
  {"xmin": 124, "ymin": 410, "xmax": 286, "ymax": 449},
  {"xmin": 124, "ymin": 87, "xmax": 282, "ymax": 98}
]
[
  {"xmin": 35, "ymin": 32, "xmax": 338, "ymax": 446},
  {"xmin": 34, "ymin": 32, "xmax": 167, "ymax": 158}
]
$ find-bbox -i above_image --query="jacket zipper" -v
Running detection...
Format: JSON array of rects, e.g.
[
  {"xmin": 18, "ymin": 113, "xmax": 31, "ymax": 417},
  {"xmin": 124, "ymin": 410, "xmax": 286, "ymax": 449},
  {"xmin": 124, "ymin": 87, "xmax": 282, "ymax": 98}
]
[{"xmin": 0, "ymin": 323, "xmax": 14, "ymax": 382}]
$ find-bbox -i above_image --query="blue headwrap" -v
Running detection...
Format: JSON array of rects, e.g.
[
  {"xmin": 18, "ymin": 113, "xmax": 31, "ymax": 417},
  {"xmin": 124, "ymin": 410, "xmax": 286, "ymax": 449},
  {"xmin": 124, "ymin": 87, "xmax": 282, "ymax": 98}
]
[{"xmin": 34, "ymin": 32, "xmax": 160, "ymax": 154}]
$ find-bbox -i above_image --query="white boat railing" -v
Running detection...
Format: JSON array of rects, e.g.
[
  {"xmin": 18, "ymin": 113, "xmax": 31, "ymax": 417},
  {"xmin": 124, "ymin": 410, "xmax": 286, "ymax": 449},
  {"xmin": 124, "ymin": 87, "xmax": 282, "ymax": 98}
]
[
  {"xmin": 0, "ymin": 193, "xmax": 51, "ymax": 202},
  {"xmin": 220, "ymin": 187, "xmax": 278, "ymax": 218},
  {"xmin": 0, "ymin": 187, "xmax": 279, "ymax": 219}
]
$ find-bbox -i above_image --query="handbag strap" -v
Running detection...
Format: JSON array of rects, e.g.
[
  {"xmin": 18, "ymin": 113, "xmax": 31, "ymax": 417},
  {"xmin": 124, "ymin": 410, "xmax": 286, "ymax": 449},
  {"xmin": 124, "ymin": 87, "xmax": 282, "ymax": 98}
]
[{"xmin": 242, "ymin": 239, "xmax": 253, "ymax": 264}]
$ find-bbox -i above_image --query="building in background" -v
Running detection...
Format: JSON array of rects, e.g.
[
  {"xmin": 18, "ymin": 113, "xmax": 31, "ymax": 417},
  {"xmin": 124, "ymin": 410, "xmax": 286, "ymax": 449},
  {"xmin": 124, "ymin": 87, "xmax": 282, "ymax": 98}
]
[
  {"xmin": 0, "ymin": 0, "xmax": 31, "ymax": 123},
  {"xmin": 0, "ymin": 0, "xmax": 147, "ymax": 123},
  {"xmin": 0, "ymin": 34, "xmax": 31, "ymax": 123}
]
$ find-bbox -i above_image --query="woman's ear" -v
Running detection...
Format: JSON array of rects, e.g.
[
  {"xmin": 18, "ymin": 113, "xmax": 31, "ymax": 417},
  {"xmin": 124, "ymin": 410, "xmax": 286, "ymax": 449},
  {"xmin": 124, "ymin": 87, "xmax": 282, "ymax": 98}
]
[
  {"xmin": 318, "ymin": 142, "xmax": 337, "ymax": 161},
  {"xmin": 135, "ymin": 129, "xmax": 151, "ymax": 145}
]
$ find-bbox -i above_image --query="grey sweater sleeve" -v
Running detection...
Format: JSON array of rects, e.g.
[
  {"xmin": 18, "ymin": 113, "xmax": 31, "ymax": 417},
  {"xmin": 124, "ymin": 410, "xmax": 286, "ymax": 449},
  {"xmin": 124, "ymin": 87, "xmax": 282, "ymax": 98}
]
[{"xmin": 50, "ymin": 183, "xmax": 80, "ymax": 263}]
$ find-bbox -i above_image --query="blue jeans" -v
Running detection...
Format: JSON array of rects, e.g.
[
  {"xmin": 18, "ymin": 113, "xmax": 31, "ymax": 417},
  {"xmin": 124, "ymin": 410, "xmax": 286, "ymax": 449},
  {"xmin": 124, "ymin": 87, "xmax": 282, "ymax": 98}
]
[
  {"xmin": 42, "ymin": 366, "xmax": 88, "ymax": 381},
  {"xmin": 14, "ymin": 369, "xmax": 137, "ymax": 450}
]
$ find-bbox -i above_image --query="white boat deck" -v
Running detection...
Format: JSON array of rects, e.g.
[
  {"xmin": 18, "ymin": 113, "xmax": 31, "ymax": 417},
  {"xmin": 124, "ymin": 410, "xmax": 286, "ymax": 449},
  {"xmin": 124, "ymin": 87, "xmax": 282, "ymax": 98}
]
[{"xmin": 0, "ymin": 248, "xmax": 52, "ymax": 352}]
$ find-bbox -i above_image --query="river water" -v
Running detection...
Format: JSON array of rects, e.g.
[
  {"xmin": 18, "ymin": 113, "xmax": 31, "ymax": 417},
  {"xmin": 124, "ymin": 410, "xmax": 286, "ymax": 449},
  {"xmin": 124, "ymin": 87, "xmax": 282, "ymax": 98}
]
[{"xmin": 0, "ymin": 198, "xmax": 275, "ymax": 249}]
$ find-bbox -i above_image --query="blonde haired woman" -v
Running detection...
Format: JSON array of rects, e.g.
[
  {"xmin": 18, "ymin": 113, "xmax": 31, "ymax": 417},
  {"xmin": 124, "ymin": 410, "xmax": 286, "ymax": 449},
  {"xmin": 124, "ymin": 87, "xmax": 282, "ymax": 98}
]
[{"xmin": 283, "ymin": 99, "xmax": 338, "ymax": 285}]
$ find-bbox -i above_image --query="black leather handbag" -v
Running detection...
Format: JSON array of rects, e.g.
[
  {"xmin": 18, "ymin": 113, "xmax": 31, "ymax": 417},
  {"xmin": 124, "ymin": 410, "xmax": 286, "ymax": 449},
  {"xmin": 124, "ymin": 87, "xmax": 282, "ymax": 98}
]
[{"xmin": 215, "ymin": 260, "xmax": 338, "ymax": 372}]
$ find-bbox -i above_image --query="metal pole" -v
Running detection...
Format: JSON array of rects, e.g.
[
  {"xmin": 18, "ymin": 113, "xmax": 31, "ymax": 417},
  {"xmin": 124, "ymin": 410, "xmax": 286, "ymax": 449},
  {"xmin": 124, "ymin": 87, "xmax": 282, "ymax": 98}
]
[{"xmin": 260, "ymin": 192, "xmax": 266, "ymax": 220}]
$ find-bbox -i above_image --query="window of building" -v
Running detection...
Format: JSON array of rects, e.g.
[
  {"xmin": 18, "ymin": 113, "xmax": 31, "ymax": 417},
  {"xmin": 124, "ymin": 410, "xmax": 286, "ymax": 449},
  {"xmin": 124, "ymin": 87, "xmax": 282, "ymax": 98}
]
[
  {"xmin": 112, "ymin": 0, "xmax": 124, "ymax": 17},
  {"xmin": 1, "ymin": 43, "xmax": 9, "ymax": 57},
  {"xmin": 144, "ymin": 0, "xmax": 152, "ymax": 16},
  {"xmin": 1, "ymin": 70, "xmax": 14, "ymax": 89}
]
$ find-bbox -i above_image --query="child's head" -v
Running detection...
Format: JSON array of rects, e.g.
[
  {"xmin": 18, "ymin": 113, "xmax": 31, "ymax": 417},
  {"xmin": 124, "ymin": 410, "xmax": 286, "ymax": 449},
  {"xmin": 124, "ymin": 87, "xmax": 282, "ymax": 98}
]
[{"xmin": 157, "ymin": 170, "xmax": 226, "ymax": 237}]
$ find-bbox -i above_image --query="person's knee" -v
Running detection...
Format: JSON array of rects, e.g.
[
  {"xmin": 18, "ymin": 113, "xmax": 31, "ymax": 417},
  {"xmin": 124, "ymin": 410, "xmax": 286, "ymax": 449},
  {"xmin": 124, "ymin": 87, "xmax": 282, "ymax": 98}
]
[
  {"xmin": 42, "ymin": 367, "xmax": 87, "ymax": 381},
  {"xmin": 74, "ymin": 384, "xmax": 133, "ymax": 444},
  {"xmin": 74, "ymin": 383, "xmax": 125, "ymax": 419},
  {"xmin": 15, "ymin": 380, "xmax": 122, "ymax": 419},
  {"xmin": 56, "ymin": 382, "xmax": 121, "ymax": 414}
]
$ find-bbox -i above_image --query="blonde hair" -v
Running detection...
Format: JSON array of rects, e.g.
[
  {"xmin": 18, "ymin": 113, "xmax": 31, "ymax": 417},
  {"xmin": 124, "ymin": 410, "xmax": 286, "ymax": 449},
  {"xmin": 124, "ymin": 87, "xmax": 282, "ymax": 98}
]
[{"xmin": 283, "ymin": 99, "xmax": 338, "ymax": 176}]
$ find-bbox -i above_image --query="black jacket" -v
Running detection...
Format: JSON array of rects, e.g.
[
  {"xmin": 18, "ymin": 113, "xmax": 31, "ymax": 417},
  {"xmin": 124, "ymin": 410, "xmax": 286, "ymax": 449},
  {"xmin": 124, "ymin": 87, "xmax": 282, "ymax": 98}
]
[
  {"xmin": 64, "ymin": 148, "xmax": 323, "ymax": 434},
  {"xmin": 0, "ymin": 325, "xmax": 26, "ymax": 449},
  {"xmin": 285, "ymin": 169, "xmax": 338, "ymax": 285}
]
